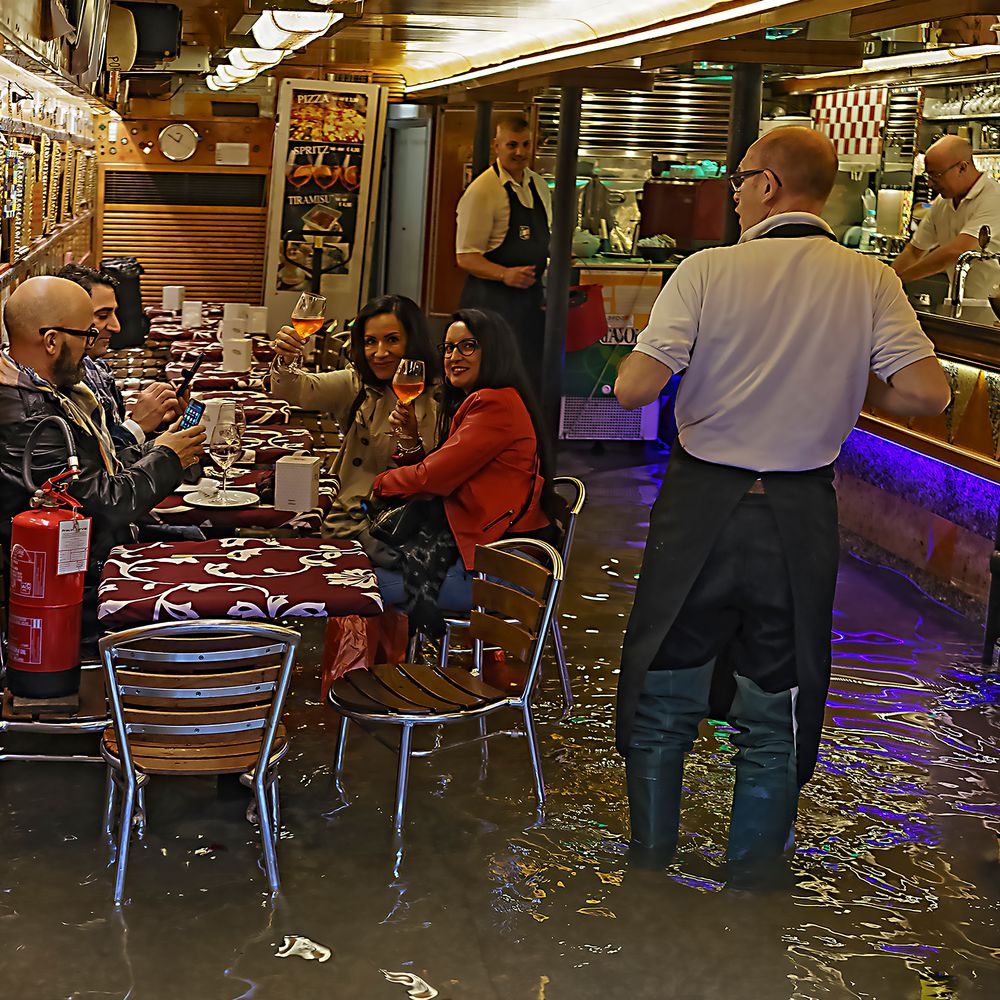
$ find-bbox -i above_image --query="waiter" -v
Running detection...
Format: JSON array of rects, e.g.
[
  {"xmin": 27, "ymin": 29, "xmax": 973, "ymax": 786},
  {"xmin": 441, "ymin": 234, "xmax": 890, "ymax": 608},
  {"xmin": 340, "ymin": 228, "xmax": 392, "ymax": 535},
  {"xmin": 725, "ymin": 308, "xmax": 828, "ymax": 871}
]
[
  {"xmin": 892, "ymin": 134, "xmax": 1000, "ymax": 300},
  {"xmin": 613, "ymin": 126, "xmax": 950, "ymax": 885},
  {"xmin": 456, "ymin": 115, "xmax": 552, "ymax": 376}
]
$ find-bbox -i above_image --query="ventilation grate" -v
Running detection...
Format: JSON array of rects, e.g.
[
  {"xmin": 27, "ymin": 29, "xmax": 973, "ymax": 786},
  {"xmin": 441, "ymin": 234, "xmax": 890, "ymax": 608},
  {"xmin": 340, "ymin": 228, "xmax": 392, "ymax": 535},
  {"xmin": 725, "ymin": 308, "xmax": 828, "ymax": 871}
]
[
  {"xmin": 103, "ymin": 171, "xmax": 267, "ymax": 207},
  {"xmin": 559, "ymin": 396, "xmax": 659, "ymax": 441},
  {"xmin": 884, "ymin": 87, "xmax": 921, "ymax": 158},
  {"xmin": 536, "ymin": 72, "xmax": 732, "ymax": 161}
]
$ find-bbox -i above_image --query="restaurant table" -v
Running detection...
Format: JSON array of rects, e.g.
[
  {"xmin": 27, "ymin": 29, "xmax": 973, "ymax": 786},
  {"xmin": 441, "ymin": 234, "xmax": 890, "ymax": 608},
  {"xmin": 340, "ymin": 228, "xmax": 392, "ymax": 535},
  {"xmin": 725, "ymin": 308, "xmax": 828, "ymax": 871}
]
[
  {"xmin": 120, "ymin": 388, "xmax": 292, "ymax": 427},
  {"xmin": 97, "ymin": 537, "xmax": 382, "ymax": 626},
  {"xmin": 169, "ymin": 339, "xmax": 275, "ymax": 364},
  {"xmin": 152, "ymin": 470, "xmax": 338, "ymax": 534},
  {"xmin": 164, "ymin": 360, "xmax": 266, "ymax": 392},
  {"xmin": 241, "ymin": 425, "xmax": 315, "ymax": 464}
]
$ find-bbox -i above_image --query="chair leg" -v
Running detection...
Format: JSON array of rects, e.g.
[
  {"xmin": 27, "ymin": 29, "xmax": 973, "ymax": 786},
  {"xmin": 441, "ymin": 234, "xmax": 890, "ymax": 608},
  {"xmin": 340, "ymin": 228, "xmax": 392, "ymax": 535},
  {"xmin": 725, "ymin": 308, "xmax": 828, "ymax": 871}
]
[
  {"xmin": 393, "ymin": 725, "xmax": 414, "ymax": 835},
  {"xmin": 102, "ymin": 767, "xmax": 117, "ymax": 852},
  {"xmin": 268, "ymin": 772, "xmax": 281, "ymax": 845},
  {"xmin": 438, "ymin": 624, "xmax": 452, "ymax": 669},
  {"xmin": 135, "ymin": 784, "xmax": 147, "ymax": 840},
  {"xmin": 521, "ymin": 705, "xmax": 546, "ymax": 806},
  {"xmin": 334, "ymin": 715, "xmax": 350, "ymax": 773},
  {"xmin": 551, "ymin": 618, "xmax": 573, "ymax": 711},
  {"xmin": 113, "ymin": 781, "xmax": 137, "ymax": 906},
  {"xmin": 256, "ymin": 776, "xmax": 280, "ymax": 894}
]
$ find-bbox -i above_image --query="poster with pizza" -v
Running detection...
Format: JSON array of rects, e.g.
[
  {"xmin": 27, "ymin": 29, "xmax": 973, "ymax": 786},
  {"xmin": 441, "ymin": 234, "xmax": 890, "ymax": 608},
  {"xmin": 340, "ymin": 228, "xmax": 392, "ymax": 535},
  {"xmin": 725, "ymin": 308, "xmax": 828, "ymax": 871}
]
[{"xmin": 276, "ymin": 87, "xmax": 369, "ymax": 292}]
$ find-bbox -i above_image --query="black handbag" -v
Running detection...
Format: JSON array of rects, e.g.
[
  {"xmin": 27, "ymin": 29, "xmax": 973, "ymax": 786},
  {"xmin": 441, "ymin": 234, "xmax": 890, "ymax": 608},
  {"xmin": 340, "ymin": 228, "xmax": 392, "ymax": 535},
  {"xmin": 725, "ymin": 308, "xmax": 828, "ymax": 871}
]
[{"xmin": 366, "ymin": 496, "xmax": 433, "ymax": 547}]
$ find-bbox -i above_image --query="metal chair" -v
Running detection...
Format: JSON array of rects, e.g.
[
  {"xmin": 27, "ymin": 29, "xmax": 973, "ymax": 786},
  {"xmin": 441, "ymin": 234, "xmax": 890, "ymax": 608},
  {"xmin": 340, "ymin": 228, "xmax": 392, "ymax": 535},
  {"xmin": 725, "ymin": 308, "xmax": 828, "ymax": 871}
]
[
  {"xmin": 436, "ymin": 476, "xmax": 586, "ymax": 710},
  {"xmin": 99, "ymin": 619, "xmax": 300, "ymax": 905},
  {"xmin": 328, "ymin": 538, "xmax": 563, "ymax": 834}
]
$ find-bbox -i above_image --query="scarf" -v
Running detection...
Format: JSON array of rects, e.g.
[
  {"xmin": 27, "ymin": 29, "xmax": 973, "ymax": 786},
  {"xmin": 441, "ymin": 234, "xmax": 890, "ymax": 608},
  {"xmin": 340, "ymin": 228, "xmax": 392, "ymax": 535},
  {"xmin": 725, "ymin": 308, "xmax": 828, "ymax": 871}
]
[{"xmin": 0, "ymin": 351, "xmax": 119, "ymax": 474}]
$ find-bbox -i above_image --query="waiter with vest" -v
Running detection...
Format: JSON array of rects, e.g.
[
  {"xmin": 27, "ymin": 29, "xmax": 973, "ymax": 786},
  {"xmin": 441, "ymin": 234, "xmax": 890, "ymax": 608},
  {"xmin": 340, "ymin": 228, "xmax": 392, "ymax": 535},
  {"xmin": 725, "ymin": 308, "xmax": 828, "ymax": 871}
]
[
  {"xmin": 456, "ymin": 115, "xmax": 552, "ymax": 377},
  {"xmin": 613, "ymin": 126, "xmax": 951, "ymax": 886}
]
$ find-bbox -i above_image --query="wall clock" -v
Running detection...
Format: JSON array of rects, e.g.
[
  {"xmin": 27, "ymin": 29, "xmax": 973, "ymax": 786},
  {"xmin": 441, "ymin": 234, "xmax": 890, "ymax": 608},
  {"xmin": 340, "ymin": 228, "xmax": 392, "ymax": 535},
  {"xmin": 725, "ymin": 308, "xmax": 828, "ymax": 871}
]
[{"xmin": 158, "ymin": 124, "xmax": 199, "ymax": 161}]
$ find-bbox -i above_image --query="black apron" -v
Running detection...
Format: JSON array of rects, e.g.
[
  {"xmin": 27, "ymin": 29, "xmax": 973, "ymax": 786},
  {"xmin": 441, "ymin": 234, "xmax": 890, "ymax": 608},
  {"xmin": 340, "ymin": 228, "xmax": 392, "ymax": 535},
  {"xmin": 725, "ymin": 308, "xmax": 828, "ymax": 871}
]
[
  {"xmin": 459, "ymin": 163, "xmax": 550, "ymax": 372},
  {"xmin": 616, "ymin": 223, "xmax": 841, "ymax": 788}
]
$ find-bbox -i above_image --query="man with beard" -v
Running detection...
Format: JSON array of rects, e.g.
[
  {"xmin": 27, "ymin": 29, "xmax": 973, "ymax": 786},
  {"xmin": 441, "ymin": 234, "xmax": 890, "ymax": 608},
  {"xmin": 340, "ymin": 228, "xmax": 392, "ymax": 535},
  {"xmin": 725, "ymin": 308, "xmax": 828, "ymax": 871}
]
[
  {"xmin": 0, "ymin": 277, "xmax": 204, "ymax": 599},
  {"xmin": 57, "ymin": 264, "xmax": 180, "ymax": 451}
]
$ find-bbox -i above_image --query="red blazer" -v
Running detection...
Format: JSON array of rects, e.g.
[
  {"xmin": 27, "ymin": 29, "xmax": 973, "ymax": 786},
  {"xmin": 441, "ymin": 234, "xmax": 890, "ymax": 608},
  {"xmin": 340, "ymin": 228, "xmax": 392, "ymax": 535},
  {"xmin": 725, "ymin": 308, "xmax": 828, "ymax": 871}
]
[{"xmin": 372, "ymin": 387, "xmax": 549, "ymax": 569}]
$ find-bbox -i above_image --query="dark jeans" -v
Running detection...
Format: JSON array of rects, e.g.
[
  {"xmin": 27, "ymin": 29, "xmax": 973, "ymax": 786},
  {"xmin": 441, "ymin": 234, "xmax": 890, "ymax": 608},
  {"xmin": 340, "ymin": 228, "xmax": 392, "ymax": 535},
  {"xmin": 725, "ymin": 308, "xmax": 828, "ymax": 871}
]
[{"xmin": 650, "ymin": 494, "xmax": 797, "ymax": 694}]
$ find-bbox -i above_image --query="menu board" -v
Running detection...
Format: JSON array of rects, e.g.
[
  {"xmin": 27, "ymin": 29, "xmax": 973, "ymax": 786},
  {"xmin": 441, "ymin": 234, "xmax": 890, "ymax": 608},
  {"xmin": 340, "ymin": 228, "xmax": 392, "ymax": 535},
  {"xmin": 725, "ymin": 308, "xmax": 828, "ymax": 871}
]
[{"xmin": 276, "ymin": 87, "xmax": 369, "ymax": 293}]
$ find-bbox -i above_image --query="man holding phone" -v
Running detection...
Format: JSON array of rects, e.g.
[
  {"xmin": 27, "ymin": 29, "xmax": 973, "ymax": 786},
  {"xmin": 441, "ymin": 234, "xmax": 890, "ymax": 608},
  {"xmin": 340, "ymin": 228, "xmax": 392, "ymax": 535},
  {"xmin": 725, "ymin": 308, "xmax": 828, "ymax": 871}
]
[{"xmin": 58, "ymin": 264, "xmax": 180, "ymax": 450}]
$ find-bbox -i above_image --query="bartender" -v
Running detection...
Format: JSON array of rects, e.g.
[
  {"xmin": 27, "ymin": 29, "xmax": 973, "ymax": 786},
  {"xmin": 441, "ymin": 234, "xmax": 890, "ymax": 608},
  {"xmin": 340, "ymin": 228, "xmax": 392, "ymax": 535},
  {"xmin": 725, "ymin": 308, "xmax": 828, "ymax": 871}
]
[
  {"xmin": 455, "ymin": 115, "xmax": 552, "ymax": 376},
  {"xmin": 892, "ymin": 134, "xmax": 1000, "ymax": 300}
]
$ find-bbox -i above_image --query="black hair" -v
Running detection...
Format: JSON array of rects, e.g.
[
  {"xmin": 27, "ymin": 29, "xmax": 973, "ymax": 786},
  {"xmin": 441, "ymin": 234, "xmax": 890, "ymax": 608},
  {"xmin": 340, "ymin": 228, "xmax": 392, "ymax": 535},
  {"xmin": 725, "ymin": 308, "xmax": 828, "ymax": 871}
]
[
  {"xmin": 348, "ymin": 294, "xmax": 439, "ymax": 389},
  {"xmin": 56, "ymin": 263, "xmax": 119, "ymax": 293},
  {"xmin": 438, "ymin": 307, "xmax": 557, "ymax": 519}
]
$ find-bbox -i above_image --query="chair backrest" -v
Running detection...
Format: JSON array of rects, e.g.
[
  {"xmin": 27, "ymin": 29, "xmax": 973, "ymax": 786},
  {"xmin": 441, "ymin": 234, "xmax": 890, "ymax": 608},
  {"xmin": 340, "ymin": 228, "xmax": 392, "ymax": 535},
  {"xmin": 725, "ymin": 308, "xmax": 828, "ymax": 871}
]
[
  {"xmin": 99, "ymin": 620, "xmax": 300, "ymax": 778},
  {"xmin": 468, "ymin": 538, "xmax": 563, "ymax": 701},
  {"xmin": 551, "ymin": 476, "xmax": 586, "ymax": 568}
]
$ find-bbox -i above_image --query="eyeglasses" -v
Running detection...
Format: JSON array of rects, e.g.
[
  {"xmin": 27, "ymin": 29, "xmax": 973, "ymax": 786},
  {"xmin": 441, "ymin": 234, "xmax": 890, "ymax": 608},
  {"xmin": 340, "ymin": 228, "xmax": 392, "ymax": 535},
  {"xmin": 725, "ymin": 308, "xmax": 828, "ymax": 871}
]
[
  {"xmin": 926, "ymin": 160, "xmax": 965, "ymax": 182},
  {"xmin": 438, "ymin": 339, "xmax": 479, "ymax": 358},
  {"xmin": 41, "ymin": 325, "xmax": 100, "ymax": 348},
  {"xmin": 729, "ymin": 168, "xmax": 783, "ymax": 192}
]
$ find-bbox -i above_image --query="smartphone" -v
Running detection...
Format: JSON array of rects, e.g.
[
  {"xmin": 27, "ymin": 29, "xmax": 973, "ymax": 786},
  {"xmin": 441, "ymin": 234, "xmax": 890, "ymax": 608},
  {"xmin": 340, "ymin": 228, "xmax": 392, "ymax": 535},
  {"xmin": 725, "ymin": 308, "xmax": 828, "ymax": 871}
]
[
  {"xmin": 179, "ymin": 399, "xmax": 205, "ymax": 430},
  {"xmin": 175, "ymin": 353, "xmax": 207, "ymax": 398}
]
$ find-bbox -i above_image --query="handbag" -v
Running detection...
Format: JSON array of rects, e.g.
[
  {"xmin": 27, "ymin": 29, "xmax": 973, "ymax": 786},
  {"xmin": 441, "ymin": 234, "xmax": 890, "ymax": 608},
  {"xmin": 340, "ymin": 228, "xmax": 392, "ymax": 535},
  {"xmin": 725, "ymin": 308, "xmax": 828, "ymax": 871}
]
[{"xmin": 366, "ymin": 496, "xmax": 433, "ymax": 547}]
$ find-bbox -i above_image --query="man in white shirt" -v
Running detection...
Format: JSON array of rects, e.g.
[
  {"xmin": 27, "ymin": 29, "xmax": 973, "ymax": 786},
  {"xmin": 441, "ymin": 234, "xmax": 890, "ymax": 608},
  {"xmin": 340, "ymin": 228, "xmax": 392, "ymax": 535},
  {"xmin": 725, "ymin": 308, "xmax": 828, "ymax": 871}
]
[
  {"xmin": 892, "ymin": 135, "xmax": 1000, "ymax": 300},
  {"xmin": 613, "ymin": 126, "xmax": 950, "ymax": 885},
  {"xmin": 455, "ymin": 116, "xmax": 553, "ymax": 376}
]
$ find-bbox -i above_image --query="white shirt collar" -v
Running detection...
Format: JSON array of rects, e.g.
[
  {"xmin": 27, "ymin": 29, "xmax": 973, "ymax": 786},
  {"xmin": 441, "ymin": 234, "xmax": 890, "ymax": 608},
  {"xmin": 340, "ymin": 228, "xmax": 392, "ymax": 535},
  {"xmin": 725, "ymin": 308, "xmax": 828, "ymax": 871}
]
[
  {"xmin": 951, "ymin": 171, "xmax": 990, "ymax": 208},
  {"xmin": 495, "ymin": 163, "xmax": 535, "ymax": 189},
  {"xmin": 738, "ymin": 212, "xmax": 834, "ymax": 244}
]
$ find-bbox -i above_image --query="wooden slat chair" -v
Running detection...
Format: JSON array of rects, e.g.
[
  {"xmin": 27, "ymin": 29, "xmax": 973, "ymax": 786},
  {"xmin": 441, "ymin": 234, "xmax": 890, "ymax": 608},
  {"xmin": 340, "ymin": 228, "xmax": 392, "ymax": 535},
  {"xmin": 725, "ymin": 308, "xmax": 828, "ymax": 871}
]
[
  {"xmin": 328, "ymin": 538, "xmax": 563, "ymax": 834},
  {"xmin": 98, "ymin": 620, "xmax": 300, "ymax": 905},
  {"xmin": 436, "ymin": 476, "xmax": 586, "ymax": 711}
]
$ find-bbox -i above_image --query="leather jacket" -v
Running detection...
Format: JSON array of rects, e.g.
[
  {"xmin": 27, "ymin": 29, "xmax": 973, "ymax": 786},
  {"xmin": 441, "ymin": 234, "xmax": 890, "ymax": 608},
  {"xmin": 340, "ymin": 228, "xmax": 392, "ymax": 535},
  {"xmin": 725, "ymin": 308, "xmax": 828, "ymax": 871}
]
[{"xmin": 0, "ymin": 376, "xmax": 183, "ymax": 578}]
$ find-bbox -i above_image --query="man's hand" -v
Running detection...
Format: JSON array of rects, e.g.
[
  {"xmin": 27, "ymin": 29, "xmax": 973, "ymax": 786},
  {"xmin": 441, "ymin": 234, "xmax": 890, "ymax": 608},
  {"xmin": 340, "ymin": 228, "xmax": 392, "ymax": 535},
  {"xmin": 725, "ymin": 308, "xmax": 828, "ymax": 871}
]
[
  {"xmin": 502, "ymin": 266, "xmax": 537, "ymax": 289},
  {"xmin": 128, "ymin": 382, "xmax": 180, "ymax": 433},
  {"xmin": 273, "ymin": 325, "xmax": 305, "ymax": 363},
  {"xmin": 157, "ymin": 419, "xmax": 206, "ymax": 469}
]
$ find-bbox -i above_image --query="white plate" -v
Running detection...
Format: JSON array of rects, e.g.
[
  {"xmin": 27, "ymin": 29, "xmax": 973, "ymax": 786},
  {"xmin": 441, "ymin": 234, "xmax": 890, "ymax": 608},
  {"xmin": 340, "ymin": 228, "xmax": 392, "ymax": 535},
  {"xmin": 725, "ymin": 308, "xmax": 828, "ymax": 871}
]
[{"xmin": 185, "ymin": 490, "xmax": 259, "ymax": 510}]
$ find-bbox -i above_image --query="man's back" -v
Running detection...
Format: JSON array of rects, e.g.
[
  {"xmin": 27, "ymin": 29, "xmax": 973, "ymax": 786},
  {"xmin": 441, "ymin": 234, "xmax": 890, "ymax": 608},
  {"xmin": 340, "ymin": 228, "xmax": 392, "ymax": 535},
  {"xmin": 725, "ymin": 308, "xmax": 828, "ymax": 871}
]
[{"xmin": 636, "ymin": 214, "xmax": 935, "ymax": 471}]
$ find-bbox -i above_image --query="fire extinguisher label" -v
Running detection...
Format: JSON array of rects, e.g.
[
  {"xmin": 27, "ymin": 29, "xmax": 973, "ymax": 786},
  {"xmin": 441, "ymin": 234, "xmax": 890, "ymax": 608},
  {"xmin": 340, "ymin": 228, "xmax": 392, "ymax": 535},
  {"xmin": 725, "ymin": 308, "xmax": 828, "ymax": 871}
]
[
  {"xmin": 57, "ymin": 518, "xmax": 91, "ymax": 575},
  {"xmin": 8, "ymin": 614, "xmax": 43, "ymax": 665},
  {"xmin": 9, "ymin": 544, "xmax": 46, "ymax": 599}
]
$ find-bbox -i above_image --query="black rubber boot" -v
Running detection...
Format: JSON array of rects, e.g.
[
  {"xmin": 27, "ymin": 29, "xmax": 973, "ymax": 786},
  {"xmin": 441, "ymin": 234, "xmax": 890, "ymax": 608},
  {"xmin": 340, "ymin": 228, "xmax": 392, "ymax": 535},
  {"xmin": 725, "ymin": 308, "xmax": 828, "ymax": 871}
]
[
  {"xmin": 725, "ymin": 674, "xmax": 799, "ymax": 886},
  {"xmin": 625, "ymin": 661, "xmax": 715, "ymax": 868}
]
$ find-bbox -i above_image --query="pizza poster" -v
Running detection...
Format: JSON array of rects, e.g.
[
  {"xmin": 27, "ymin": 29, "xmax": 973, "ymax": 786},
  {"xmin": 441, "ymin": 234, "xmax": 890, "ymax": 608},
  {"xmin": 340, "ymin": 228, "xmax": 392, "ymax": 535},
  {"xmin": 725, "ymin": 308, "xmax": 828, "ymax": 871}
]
[{"xmin": 276, "ymin": 88, "xmax": 369, "ymax": 292}]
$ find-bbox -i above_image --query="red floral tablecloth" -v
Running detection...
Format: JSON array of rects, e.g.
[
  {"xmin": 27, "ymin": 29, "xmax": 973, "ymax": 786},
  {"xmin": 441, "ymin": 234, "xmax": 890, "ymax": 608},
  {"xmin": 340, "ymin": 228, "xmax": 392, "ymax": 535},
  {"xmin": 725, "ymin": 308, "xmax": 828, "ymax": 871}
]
[
  {"xmin": 164, "ymin": 360, "xmax": 267, "ymax": 392},
  {"xmin": 97, "ymin": 537, "xmax": 381, "ymax": 625},
  {"xmin": 169, "ymin": 340, "xmax": 275, "ymax": 364},
  {"xmin": 241, "ymin": 425, "xmax": 314, "ymax": 464},
  {"xmin": 118, "ymin": 389, "xmax": 290, "ymax": 427}
]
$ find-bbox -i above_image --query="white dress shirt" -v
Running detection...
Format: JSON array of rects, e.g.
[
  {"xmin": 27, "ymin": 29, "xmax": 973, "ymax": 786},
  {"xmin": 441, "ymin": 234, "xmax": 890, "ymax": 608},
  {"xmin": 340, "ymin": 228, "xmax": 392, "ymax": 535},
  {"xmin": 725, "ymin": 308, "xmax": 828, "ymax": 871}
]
[
  {"xmin": 633, "ymin": 212, "xmax": 937, "ymax": 472},
  {"xmin": 911, "ymin": 172, "xmax": 1000, "ymax": 300},
  {"xmin": 455, "ymin": 164, "xmax": 553, "ymax": 256}
]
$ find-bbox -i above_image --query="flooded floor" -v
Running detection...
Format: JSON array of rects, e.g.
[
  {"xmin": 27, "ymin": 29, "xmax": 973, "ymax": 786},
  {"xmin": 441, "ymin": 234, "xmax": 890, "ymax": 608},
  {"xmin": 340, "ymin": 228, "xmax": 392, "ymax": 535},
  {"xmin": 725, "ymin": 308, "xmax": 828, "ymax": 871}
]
[{"xmin": 3, "ymin": 443, "xmax": 1000, "ymax": 999}]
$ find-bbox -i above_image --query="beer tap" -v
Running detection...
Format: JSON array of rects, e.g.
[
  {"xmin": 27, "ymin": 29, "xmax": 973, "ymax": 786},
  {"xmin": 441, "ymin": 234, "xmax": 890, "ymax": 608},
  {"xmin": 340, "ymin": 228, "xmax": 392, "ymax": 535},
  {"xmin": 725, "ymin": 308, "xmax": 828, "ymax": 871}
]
[{"xmin": 951, "ymin": 225, "xmax": 998, "ymax": 315}]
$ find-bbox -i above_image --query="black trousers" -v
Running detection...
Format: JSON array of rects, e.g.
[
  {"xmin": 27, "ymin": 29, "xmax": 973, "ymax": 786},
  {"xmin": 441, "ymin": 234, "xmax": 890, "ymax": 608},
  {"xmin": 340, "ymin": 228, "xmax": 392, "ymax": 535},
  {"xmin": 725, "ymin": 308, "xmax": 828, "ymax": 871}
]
[{"xmin": 649, "ymin": 493, "xmax": 798, "ymax": 695}]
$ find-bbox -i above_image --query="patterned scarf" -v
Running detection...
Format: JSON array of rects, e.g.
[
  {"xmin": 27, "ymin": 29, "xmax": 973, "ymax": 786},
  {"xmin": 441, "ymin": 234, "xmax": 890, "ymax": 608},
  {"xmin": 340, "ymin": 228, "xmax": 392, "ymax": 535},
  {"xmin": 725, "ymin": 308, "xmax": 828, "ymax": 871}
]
[{"xmin": 0, "ymin": 351, "xmax": 119, "ymax": 473}]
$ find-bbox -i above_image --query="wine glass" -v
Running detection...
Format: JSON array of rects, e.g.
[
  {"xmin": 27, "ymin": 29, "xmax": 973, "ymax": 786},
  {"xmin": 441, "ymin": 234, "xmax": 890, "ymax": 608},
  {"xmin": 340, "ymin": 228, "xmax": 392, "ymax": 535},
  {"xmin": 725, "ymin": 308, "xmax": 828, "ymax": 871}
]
[
  {"xmin": 391, "ymin": 359, "xmax": 425, "ymax": 441},
  {"xmin": 209, "ymin": 422, "xmax": 242, "ymax": 503},
  {"xmin": 287, "ymin": 291, "xmax": 327, "ymax": 370}
]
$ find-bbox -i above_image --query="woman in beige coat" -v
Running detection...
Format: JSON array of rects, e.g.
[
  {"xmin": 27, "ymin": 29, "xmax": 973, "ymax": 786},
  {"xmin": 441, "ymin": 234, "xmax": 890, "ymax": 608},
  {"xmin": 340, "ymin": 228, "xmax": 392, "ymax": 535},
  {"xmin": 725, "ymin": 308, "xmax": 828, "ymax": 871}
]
[{"xmin": 269, "ymin": 294, "xmax": 440, "ymax": 552}]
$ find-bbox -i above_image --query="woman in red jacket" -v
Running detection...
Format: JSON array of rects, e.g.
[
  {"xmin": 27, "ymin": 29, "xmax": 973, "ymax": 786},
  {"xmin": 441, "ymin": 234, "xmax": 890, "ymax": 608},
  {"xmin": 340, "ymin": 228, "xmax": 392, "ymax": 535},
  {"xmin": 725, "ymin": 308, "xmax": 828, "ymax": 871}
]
[{"xmin": 371, "ymin": 308, "xmax": 555, "ymax": 631}]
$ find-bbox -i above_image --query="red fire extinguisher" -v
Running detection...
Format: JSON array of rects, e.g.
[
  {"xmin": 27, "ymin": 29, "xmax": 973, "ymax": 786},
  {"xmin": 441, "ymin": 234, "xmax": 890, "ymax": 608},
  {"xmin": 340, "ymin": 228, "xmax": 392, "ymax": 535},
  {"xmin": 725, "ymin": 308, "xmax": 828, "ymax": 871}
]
[{"xmin": 6, "ymin": 416, "xmax": 91, "ymax": 699}]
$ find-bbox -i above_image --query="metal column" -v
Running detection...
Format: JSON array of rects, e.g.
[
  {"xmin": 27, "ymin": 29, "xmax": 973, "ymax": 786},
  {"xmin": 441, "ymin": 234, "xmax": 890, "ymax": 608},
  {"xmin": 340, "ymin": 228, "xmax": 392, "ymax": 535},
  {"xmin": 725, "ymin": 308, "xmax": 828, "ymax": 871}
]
[
  {"xmin": 472, "ymin": 101, "xmax": 493, "ymax": 177},
  {"xmin": 542, "ymin": 85, "xmax": 581, "ymax": 449},
  {"xmin": 724, "ymin": 63, "xmax": 763, "ymax": 245}
]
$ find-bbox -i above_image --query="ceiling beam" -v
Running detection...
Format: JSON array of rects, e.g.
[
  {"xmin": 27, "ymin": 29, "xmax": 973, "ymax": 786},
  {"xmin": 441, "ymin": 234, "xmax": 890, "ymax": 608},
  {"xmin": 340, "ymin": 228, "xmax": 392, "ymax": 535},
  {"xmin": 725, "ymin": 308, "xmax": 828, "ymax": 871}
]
[
  {"xmin": 849, "ymin": 0, "xmax": 1000, "ymax": 36},
  {"xmin": 407, "ymin": 0, "xmax": 893, "ymax": 99},
  {"xmin": 515, "ymin": 67, "xmax": 655, "ymax": 92},
  {"xmin": 641, "ymin": 38, "xmax": 865, "ymax": 70},
  {"xmin": 776, "ymin": 53, "xmax": 1000, "ymax": 93}
]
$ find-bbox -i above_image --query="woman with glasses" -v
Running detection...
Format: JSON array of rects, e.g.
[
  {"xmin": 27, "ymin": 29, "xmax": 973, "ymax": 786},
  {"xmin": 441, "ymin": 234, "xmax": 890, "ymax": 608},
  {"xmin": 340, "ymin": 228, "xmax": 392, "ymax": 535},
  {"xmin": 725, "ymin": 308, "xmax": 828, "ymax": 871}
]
[
  {"xmin": 269, "ymin": 294, "xmax": 440, "ymax": 548},
  {"xmin": 370, "ymin": 307, "xmax": 556, "ymax": 630}
]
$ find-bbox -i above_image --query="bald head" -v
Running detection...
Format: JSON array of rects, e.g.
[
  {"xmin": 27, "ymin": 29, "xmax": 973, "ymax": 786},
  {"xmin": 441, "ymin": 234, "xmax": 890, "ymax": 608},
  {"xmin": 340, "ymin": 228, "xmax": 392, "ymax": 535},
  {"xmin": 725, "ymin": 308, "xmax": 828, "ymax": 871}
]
[
  {"xmin": 750, "ymin": 126, "xmax": 839, "ymax": 203},
  {"xmin": 924, "ymin": 134, "xmax": 979, "ymax": 200},
  {"xmin": 3, "ymin": 276, "xmax": 94, "ymax": 387}
]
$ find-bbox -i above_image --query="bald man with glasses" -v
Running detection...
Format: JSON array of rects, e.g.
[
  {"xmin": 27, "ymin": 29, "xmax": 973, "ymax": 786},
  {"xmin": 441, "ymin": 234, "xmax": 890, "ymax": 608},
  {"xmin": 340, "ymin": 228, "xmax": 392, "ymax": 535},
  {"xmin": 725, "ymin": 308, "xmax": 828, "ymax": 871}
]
[{"xmin": 892, "ymin": 135, "xmax": 1000, "ymax": 300}]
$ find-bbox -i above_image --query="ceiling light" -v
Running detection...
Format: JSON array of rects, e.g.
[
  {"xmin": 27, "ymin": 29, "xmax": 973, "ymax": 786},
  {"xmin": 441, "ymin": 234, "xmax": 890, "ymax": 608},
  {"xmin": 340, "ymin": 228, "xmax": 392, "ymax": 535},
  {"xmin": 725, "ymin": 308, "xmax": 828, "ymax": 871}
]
[
  {"xmin": 228, "ymin": 47, "xmax": 285, "ymax": 71},
  {"xmin": 206, "ymin": 75, "xmax": 238, "ymax": 91},
  {"xmin": 251, "ymin": 11, "xmax": 342, "ymax": 50},
  {"xmin": 215, "ymin": 64, "xmax": 258, "ymax": 84}
]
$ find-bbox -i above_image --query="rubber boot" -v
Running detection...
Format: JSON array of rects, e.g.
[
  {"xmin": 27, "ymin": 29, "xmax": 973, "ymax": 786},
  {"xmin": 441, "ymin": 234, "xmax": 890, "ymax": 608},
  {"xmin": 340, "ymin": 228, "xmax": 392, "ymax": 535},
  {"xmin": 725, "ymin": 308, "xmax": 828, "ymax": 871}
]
[
  {"xmin": 625, "ymin": 661, "xmax": 715, "ymax": 868},
  {"xmin": 725, "ymin": 673, "xmax": 799, "ymax": 886}
]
